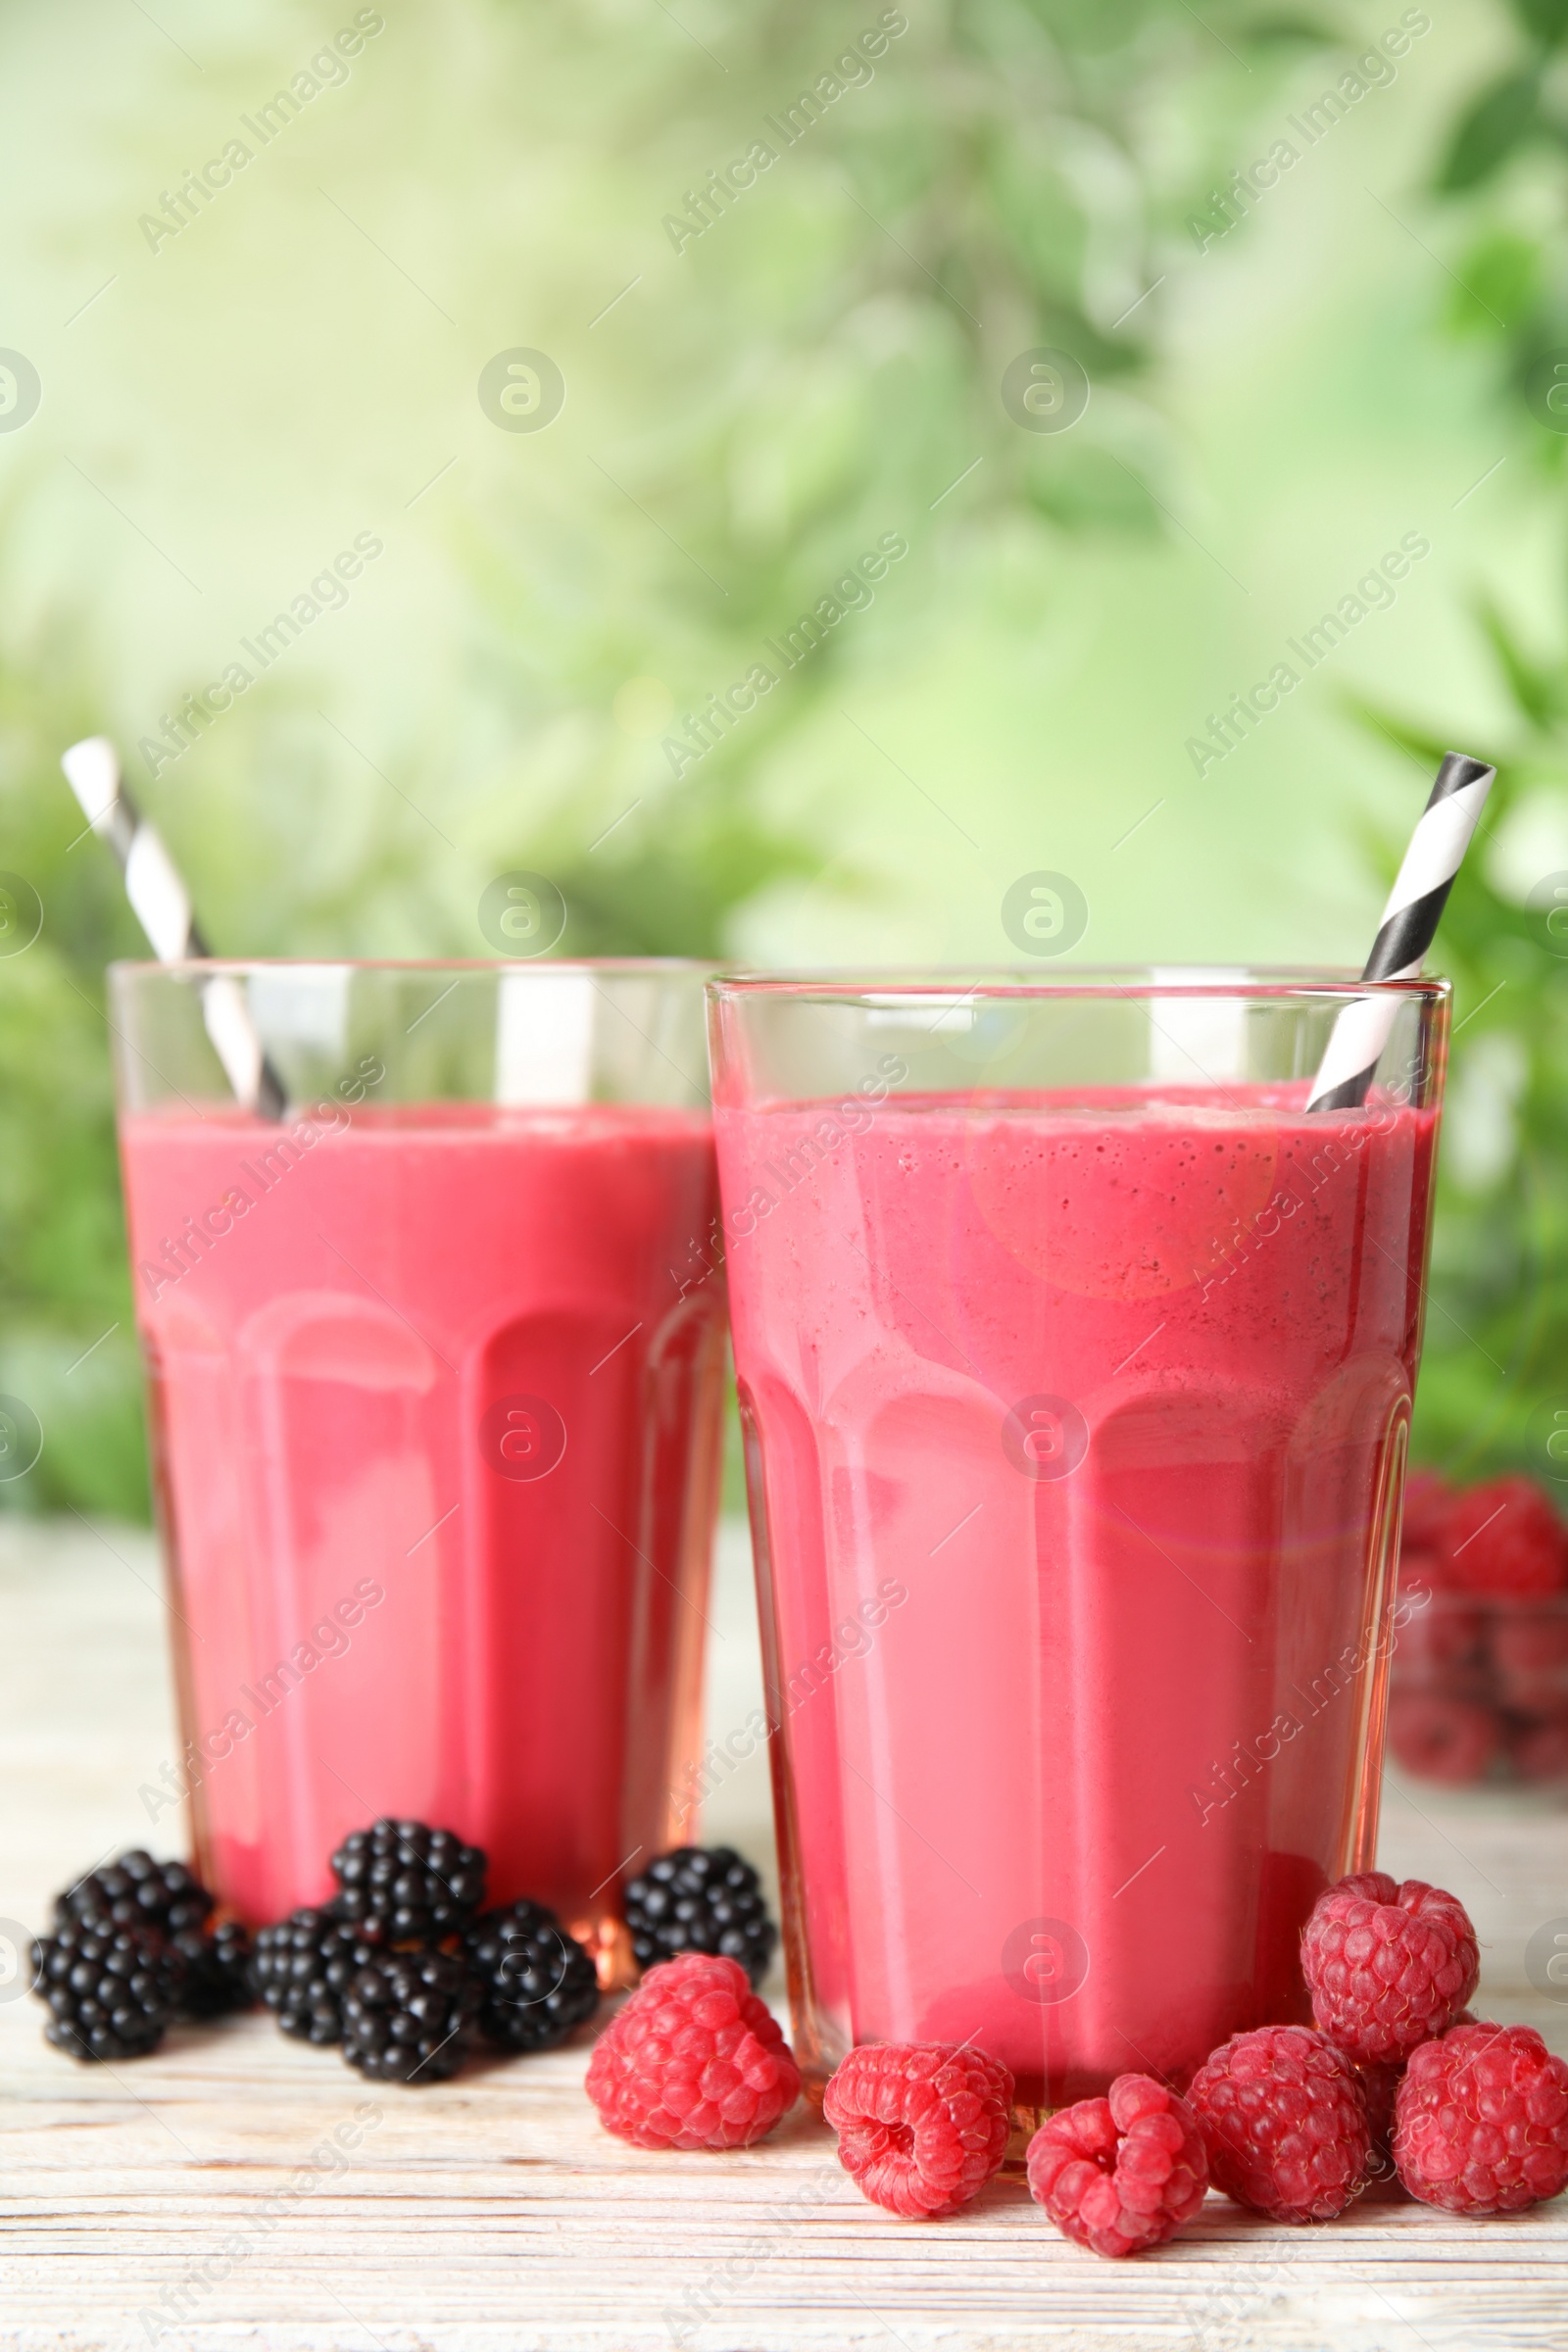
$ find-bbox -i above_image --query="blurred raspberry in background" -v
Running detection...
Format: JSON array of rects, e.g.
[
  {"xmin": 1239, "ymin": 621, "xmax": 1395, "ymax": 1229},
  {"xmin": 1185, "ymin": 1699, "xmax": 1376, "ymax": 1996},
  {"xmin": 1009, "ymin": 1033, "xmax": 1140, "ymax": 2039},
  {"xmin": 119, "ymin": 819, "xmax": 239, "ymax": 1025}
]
[{"xmin": 1391, "ymin": 1471, "xmax": 1568, "ymax": 1790}]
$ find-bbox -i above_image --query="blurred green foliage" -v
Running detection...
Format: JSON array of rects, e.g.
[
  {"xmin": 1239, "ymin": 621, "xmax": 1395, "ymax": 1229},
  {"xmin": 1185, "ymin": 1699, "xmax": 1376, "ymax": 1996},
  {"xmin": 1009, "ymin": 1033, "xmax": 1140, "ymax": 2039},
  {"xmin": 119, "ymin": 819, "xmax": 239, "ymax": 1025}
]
[
  {"xmin": 1431, "ymin": 0, "xmax": 1568, "ymax": 424},
  {"xmin": 0, "ymin": 0, "xmax": 1341, "ymax": 1521},
  {"xmin": 2, "ymin": 0, "xmax": 1564, "ymax": 1520},
  {"xmin": 0, "ymin": 635, "xmax": 150, "ymax": 1519},
  {"xmin": 1353, "ymin": 612, "xmax": 1568, "ymax": 1483}
]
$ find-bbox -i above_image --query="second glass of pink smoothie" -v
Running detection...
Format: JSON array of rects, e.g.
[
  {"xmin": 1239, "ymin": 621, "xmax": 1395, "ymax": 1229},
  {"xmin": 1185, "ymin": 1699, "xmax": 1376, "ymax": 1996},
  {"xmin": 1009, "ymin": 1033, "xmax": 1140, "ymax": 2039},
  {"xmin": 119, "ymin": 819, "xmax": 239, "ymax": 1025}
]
[
  {"xmin": 709, "ymin": 969, "xmax": 1448, "ymax": 2114},
  {"xmin": 113, "ymin": 960, "xmax": 724, "ymax": 1975}
]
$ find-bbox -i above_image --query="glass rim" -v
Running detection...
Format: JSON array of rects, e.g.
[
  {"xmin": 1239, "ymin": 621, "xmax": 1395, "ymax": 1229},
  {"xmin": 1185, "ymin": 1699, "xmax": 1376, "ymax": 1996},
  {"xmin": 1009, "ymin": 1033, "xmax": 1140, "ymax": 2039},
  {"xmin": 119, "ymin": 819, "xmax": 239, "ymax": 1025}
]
[
  {"xmin": 707, "ymin": 964, "xmax": 1451, "ymax": 1004},
  {"xmin": 109, "ymin": 956, "xmax": 716, "ymax": 981}
]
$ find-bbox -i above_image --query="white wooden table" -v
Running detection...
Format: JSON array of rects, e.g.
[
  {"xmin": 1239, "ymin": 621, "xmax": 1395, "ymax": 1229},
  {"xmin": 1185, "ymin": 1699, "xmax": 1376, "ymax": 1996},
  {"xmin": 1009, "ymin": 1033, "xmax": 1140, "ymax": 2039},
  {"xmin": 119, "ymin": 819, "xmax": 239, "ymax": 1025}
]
[{"xmin": 4, "ymin": 1515, "xmax": 1567, "ymax": 2351}]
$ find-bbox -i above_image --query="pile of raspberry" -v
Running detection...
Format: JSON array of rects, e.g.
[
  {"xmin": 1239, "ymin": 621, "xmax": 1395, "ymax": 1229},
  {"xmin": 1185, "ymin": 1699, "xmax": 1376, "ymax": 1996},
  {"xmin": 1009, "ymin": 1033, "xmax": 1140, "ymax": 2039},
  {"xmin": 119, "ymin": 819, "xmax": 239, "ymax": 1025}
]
[
  {"xmin": 1390, "ymin": 1470, "xmax": 1568, "ymax": 1788},
  {"xmin": 1031, "ymin": 1871, "xmax": 1564, "ymax": 2247},
  {"xmin": 1177, "ymin": 1870, "xmax": 1568, "ymax": 2234},
  {"xmin": 1296, "ymin": 1870, "xmax": 1568, "ymax": 2219},
  {"xmin": 584, "ymin": 1866, "xmax": 1568, "ymax": 2259}
]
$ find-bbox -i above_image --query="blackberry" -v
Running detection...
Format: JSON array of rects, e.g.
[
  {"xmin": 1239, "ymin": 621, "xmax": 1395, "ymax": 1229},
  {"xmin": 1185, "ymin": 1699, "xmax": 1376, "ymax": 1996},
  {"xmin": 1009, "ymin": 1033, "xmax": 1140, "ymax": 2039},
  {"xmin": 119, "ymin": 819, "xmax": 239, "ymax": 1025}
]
[
  {"xmin": 172, "ymin": 1919, "xmax": 255, "ymax": 2020},
  {"xmin": 464, "ymin": 1900, "xmax": 601, "ymax": 2053},
  {"xmin": 330, "ymin": 1819, "xmax": 487, "ymax": 1945},
  {"xmin": 55, "ymin": 1848, "xmax": 214, "ymax": 1940},
  {"xmin": 32, "ymin": 1918, "xmax": 185, "ymax": 2062},
  {"xmin": 251, "ymin": 1907, "xmax": 372, "ymax": 2044},
  {"xmin": 340, "ymin": 1948, "xmax": 480, "ymax": 2083},
  {"xmin": 622, "ymin": 1846, "xmax": 777, "ymax": 1986}
]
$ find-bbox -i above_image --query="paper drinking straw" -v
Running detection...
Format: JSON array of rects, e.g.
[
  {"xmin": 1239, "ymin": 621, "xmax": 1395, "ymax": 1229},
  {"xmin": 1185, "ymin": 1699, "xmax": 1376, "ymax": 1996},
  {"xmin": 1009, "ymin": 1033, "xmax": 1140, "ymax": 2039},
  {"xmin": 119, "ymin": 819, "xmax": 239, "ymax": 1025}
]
[
  {"xmin": 60, "ymin": 735, "xmax": 286, "ymax": 1118},
  {"xmin": 1306, "ymin": 750, "xmax": 1495, "ymax": 1113}
]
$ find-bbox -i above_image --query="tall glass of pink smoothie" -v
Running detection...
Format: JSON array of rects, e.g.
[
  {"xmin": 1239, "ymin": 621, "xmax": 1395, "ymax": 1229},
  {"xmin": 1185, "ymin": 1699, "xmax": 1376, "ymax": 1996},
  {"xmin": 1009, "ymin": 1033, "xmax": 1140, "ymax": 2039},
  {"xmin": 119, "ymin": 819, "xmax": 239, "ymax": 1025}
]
[
  {"xmin": 112, "ymin": 960, "xmax": 723, "ymax": 1972},
  {"xmin": 708, "ymin": 970, "xmax": 1448, "ymax": 2115}
]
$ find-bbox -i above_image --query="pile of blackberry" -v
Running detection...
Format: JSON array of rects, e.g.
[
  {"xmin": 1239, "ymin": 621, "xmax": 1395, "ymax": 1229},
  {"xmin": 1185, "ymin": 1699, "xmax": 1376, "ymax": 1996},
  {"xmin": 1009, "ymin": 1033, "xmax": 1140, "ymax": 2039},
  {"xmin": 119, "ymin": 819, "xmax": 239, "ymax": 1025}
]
[
  {"xmin": 33, "ymin": 1919, "xmax": 187, "ymax": 2062},
  {"xmin": 341, "ymin": 1949, "xmax": 482, "ymax": 2083},
  {"xmin": 32, "ymin": 1825, "xmax": 779, "ymax": 2088},
  {"xmin": 465, "ymin": 1899, "xmax": 602, "ymax": 2054},
  {"xmin": 32, "ymin": 1847, "xmax": 253, "ymax": 2063},
  {"xmin": 56, "ymin": 1849, "xmax": 214, "ymax": 1939},
  {"xmin": 330, "ymin": 1820, "xmax": 488, "ymax": 1944},
  {"xmin": 251, "ymin": 1817, "xmax": 602, "ymax": 2085},
  {"xmin": 622, "ymin": 1847, "xmax": 778, "ymax": 1986},
  {"xmin": 250, "ymin": 1908, "xmax": 373, "ymax": 2045}
]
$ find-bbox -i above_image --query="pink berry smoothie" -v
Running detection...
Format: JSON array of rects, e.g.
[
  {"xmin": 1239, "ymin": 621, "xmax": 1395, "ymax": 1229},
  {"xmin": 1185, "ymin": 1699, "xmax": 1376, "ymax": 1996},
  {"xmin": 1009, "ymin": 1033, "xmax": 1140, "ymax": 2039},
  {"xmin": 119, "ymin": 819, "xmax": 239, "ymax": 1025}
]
[
  {"xmin": 717, "ymin": 1083, "xmax": 1437, "ymax": 2107},
  {"xmin": 119, "ymin": 1099, "xmax": 723, "ymax": 1949}
]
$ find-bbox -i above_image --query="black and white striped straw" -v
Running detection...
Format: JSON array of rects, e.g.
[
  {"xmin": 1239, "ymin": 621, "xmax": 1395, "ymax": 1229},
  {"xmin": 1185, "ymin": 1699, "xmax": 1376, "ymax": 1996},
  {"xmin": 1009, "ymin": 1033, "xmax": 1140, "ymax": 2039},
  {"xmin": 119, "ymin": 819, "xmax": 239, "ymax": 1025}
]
[
  {"xmin": 1306, "ymin": 750, "xmax": 1495, "ymax": 1113},
  {"xmin": 60, "ymin": 736, "xmax": 286, "ymax": 1119}
]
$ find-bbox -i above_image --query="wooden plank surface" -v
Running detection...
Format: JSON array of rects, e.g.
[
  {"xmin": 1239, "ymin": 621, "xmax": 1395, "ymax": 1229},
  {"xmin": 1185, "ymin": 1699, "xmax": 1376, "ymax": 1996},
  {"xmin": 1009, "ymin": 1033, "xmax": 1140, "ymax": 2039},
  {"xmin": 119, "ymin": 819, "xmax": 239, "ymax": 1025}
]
[{"xmin": 3, "ymin": 1514, "xmax": 1567, "ymax": 2352}]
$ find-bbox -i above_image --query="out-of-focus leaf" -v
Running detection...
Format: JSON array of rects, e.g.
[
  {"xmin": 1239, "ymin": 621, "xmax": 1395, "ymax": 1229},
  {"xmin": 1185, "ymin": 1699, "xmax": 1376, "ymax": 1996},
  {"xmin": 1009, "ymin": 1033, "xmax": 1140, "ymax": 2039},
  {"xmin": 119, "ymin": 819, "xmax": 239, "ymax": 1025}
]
[
  {"xmin": 1241, "ymin": 16, "xmax": 1338, "ymax": 44},
  {"xmin": 1437, "ymin": 68, "xmax": 1543, "ymax": 192},
  {"xmin": 1352, "ymin": 615, "xmax": 1568, "ymax": 1482},
  {"xmin": 548, "ymin": 797, "xmax": 821, "ymax": 959},
  {"xmin": 1443, "ymin": 230, "xmax": 1542, "ymax": 337},
  {"xmin": 1477, "ymin": 596, "xmax": 1563, "ymax": 728},
  {"xmin": 1338, "ymin": 698, "xmax": 1451, "ymax": 779},
  {"xmin": 1024, "ymin": 442, "xmax": 1163, "ymax": 531},
  {"xmin": 1508, "ymin": 0, "xmax": 1568, "ymax": 50},
  {"xmin": 1022, "ymin": 0, "xmax": 1154, "ymax": 56}
]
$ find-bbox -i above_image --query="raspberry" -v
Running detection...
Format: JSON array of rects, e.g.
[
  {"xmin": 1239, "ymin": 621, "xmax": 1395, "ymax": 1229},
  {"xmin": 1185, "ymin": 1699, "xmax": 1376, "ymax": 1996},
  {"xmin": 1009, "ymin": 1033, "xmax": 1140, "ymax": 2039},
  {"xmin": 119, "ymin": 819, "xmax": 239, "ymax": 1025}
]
[
  {"xmin": 1442, "ymin": 1478, "xmax": 1568, "ymax": 1600},
  {"xmin": 463, "ymin": 1900, "xmax": 600, "ymax": 2052},
  {"xmin": 330, "ymin": 1818, "xmax": 487, "ymax": 1944},
  {"xmin": 1301, "ymin": 1873, "xmax": 1479, "ymax": 2063},
  {"xmin": 1491, "ymin": 1606, "xmax": 1568, "ymax": 1713},
  {"xmin": 1395, "ymin": 1594, "xmax": 1482, "ymax": 1682},
  {"xmin": 1400, "ymin": 1469, "xmax": 1454, "ymax": 1552},
  {"xmin": 1491, "ymin": 1606, "xmax": 1568, "ymax": 1677},
  {"xmin": 823, "ymin": 2042, "xmax": 1013, "ymax": 2219},
  {"xmin": 1398, "ymin": 1547, "xmax": 1446, "ymax": 1605},
  {"xmin": 1349, "ymin": 2058, "xmax": 1404, "ymax": 2183},
  {"xmin": 1388, "ymin": 1690, "xmax": 1500, "ymax": 1786},
  {"xmin": 1496, "ymin": 1668, "xmax": 1567, "ymax": 1715},
  {"xmin": 586, "ymin": 1953, "xmax": 799, "ymax": 2151},
  {"xmin": 1394, "ymin": 2022, "xmax": 1568, "ymax": 2213},
  {"xmin": 1026, "ymin": 2074, "xmax": 1207, "ymax": 2257},
  {"xmin": 1511, "ymin": 1710, "xmax": 1568, "ymax": 1785},
  {"xmin": 622, "ymin": 1846, "xmax": 777, "ymax": 1986},
  {"xmin": 1189, "ymin": 2025, "xmax": 1370, "ymax": 2223}
]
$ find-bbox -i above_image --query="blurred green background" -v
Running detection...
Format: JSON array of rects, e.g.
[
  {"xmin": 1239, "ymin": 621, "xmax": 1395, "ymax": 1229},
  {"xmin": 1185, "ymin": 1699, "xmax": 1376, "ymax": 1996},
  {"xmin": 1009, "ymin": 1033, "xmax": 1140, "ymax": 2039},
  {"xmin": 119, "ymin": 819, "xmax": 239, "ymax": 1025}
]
[{"xmin": 2, "ymin": 0, "xmax": 1567, "ymax": 1519}]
